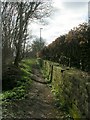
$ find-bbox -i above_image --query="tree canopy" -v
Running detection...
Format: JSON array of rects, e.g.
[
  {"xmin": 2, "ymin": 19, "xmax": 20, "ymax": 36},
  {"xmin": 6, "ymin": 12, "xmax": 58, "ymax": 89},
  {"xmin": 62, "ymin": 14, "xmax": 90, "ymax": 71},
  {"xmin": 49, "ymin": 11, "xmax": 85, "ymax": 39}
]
[{"xmin": 40, "ymin": 23, "xmax": 90, "ymax": 71}]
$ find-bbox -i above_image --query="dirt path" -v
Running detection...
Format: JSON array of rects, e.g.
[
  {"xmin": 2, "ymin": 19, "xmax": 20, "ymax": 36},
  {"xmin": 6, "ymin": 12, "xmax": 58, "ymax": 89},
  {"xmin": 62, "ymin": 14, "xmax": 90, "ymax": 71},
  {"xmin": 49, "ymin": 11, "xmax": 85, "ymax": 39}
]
[
  {"xmin": 2, "ymin": 64, "xmax": 67, "ymax": 119},
  {"xmin": 27, "ymin": 64, "xmax": 66, "ymax": 118}
]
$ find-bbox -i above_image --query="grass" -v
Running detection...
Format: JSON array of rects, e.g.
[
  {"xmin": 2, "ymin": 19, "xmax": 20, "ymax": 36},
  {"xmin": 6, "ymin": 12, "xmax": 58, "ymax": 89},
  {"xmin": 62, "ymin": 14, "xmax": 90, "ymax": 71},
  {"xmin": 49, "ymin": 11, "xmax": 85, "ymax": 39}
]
[{"xmin": 1, "ymin": 59, "xmax": 36, "ymax": 102}]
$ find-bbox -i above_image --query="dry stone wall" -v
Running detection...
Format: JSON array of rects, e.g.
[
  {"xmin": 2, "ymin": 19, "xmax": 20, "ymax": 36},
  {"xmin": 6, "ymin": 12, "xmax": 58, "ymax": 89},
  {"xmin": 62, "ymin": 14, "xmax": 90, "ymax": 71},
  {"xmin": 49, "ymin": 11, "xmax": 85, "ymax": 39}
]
[{"xmin": 42, "ymin": 60, "xmax": 90, "ymax": 119}]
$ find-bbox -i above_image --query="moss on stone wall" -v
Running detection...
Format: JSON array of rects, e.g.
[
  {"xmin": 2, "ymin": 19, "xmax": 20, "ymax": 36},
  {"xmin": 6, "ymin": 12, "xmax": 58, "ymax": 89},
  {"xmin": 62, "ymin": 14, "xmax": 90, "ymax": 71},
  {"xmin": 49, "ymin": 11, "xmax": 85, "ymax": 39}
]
[{"xmin": 42, "ymin": 60, "xmax": 90, "ymax": 119}]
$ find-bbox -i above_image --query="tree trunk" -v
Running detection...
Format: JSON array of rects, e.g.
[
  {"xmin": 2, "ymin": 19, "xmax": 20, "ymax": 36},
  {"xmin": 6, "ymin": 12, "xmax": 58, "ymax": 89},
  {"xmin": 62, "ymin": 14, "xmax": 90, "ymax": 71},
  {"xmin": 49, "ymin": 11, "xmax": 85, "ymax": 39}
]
[{"xmin": 14, "ymin": 2, "xmax": 23, "ymax": 67}]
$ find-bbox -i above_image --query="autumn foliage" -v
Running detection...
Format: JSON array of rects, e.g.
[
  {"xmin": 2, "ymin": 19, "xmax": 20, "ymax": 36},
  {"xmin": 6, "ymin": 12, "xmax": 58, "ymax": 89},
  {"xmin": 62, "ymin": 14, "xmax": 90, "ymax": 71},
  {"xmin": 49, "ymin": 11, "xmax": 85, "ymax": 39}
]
[{"xmin": 40, "ymin": 23, "xmax": 90, "ymax": 71}]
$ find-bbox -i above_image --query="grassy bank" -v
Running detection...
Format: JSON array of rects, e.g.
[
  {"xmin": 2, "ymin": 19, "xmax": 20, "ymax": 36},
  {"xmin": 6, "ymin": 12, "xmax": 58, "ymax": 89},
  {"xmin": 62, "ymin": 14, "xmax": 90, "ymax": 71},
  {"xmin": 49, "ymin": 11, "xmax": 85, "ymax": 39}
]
[{"xmin": 1, "ymin": 59, "xmax": 36, "ymax": 102}]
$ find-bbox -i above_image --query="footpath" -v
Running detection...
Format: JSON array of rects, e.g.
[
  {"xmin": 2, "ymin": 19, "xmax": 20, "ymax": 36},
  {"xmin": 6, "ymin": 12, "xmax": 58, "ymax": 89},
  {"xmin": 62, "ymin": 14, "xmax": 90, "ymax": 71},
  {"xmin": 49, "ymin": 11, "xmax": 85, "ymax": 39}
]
[{"xmin": 2, "ymin": 63, "xmax": 69, "ymax": 119}]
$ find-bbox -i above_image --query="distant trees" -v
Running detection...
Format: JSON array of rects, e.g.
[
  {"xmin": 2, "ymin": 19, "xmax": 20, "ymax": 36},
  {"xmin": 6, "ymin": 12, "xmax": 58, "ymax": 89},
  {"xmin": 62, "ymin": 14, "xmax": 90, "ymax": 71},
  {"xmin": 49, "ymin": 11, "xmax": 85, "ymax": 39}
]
[
  {"xmin": 2, "ymin": 1, "xmax": 52, "ymax": 66},
  {"xmin": 31, "ymin": 37, "xmax": 46, "ymax": 57},
  {"xmin": 25, "ymin": 36, "xmax": 46, "ymax": 58},
  {"xmin": 40, "ymin": 23, "xmax": 90, "ymax": 72}
]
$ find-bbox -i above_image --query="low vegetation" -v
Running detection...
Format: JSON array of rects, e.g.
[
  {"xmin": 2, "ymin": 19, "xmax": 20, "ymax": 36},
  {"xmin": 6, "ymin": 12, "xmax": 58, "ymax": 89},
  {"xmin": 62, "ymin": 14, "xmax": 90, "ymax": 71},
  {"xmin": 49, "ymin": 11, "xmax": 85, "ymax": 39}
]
[{"xmin": 1, "ymin": 59, "xmax": 36, "ymax": 102}]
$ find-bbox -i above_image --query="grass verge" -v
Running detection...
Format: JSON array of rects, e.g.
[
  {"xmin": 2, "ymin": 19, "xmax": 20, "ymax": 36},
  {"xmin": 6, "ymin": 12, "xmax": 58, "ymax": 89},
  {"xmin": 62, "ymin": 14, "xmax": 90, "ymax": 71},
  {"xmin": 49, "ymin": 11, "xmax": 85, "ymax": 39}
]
[{"xmin": 1, "ymin": 59, "xmax": 36, "ymax": 102}]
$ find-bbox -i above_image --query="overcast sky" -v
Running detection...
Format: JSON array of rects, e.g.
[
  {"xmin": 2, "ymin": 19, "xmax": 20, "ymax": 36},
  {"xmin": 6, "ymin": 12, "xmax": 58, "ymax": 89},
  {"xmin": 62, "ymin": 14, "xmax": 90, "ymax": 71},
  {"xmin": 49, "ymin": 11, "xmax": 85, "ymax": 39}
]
[{"xmin": 28, "ymin": 0, "xmax": 89, "ymax": 45}]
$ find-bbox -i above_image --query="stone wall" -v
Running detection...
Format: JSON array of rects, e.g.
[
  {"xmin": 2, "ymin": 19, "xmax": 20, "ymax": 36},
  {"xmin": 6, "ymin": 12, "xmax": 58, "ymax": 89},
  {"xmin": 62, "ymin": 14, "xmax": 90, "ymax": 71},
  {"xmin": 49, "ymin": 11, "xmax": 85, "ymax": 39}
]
[{"xmin": 42, "ymin": 60, "xmax": 90, "ymax": 119}]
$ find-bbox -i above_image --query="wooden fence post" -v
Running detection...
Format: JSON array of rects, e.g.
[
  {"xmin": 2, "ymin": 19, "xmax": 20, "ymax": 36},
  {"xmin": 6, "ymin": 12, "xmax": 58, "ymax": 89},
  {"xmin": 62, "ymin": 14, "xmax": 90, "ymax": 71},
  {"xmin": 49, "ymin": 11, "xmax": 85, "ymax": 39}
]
[{"xmin": 49, "ymin": 64, "xmax": 53, "ymax": 83}]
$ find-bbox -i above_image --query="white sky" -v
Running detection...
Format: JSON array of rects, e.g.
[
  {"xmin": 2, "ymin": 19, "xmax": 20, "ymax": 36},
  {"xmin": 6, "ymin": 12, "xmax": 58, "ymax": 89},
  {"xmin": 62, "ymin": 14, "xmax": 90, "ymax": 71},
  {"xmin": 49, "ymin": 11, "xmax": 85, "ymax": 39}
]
[{"xmin": 28, "ymin": 0, "xmax": 89, "ymax": 45}]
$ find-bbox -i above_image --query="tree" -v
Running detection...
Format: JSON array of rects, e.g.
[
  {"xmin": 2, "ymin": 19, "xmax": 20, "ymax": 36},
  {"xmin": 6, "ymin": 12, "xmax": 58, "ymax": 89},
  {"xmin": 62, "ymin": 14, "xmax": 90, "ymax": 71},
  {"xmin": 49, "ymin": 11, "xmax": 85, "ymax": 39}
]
[
  {"xmin": 40, "ymin": 22, "xmax": 90, "ymax": 71},
  {"xmin": 31, "ymin": 37, "xmax": 46, "ymax": 57},
  {"xmin": 2, "ymin": 2, "xmax": 17, "ymax": 65},
  {"xmin": 2, "ymin": 1, "xmax": 53, "ymax": 66}
]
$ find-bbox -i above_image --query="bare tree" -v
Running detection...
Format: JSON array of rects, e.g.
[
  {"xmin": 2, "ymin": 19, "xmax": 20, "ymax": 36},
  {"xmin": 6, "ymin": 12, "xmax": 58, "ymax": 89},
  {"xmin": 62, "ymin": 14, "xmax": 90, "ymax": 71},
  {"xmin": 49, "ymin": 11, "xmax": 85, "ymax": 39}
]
[
  {"xmin": 2, "ymin": 1, "xmax": 52, "ymax": 66},
  {"xmin": 2, "ymin": 2, "xmax": 16, "ymax": 65}
]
